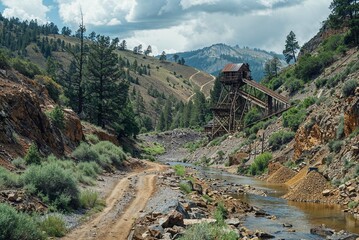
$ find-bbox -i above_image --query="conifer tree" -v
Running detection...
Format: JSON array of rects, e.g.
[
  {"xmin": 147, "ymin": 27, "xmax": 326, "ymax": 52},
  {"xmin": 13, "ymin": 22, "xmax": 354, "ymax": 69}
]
[{"xmin": 283, "ymin": 31, "xmax": 300, "ymax": 64}]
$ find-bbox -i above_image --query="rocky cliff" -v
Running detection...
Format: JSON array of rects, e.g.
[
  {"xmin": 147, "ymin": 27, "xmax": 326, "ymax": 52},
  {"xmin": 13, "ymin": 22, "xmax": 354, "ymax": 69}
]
[{"xmin": 0, "ymin": 69, "xmax": 84, "ymax": 169}]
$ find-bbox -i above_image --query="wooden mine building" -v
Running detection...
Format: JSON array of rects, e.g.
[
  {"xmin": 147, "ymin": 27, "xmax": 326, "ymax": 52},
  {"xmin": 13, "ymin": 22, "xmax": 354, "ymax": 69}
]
[{"xmin": 210, "ymin": 63, "xmax": 290, "ymax": 138}]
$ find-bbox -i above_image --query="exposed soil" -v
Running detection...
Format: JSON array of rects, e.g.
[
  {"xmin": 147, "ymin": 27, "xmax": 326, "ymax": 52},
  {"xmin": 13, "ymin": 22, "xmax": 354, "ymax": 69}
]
[
  {"xmin": 267, "ymin": 166, "xmax": 296, "ymax": 184},
  {"xmin": 62, "ymin": 161, "xmax": 167, "ymax": 240}
]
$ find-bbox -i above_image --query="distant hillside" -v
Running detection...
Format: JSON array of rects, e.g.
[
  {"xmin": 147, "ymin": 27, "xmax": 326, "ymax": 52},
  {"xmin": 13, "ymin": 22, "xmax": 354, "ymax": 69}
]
[{"xmin": 167, "ymin": 43, "xmax": 285, "ymax": 81}]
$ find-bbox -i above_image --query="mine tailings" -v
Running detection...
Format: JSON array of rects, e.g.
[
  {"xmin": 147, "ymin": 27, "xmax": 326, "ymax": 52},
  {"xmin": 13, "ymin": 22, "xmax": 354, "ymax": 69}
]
[{"xmin": 170, "ymin": 162, "xmax": 359, "ymax": 239}]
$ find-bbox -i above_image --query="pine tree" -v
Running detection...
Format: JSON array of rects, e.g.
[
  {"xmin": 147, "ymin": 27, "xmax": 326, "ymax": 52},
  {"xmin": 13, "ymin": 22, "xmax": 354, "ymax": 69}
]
[
  {"xmin": 210, "ymin": 77, "xmax": 222, "ymax": 106},
  {"xmin": 283, "ymin": 31, "xmax": 300, "ymax": 64},
  {"xmin": 86, "ymin": 35, "xmax": 127, "ymax": 128}
]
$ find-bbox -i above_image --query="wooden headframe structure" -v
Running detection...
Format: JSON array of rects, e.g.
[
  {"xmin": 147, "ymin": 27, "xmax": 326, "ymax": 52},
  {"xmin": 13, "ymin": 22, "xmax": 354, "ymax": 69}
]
[{"xmin": 210, "ymin": 63, "xmax": 290, "ymax": 138}]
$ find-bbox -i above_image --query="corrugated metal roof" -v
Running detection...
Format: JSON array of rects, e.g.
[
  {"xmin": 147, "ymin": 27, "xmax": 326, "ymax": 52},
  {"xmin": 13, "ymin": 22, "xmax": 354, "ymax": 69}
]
[{"xmin": 221, "ymin": 63, "xmax": 244, "ymax": 72}]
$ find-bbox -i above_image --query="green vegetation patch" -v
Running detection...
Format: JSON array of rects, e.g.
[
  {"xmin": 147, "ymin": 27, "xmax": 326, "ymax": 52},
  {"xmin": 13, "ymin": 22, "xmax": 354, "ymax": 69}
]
[
  {"xmin": 173, "ymin": 164, "xmax": 186, "ymax": 177},
  {"xmin": 0, "ymin": 203, "xmax": 44, "ymax": 240},
  {"xmin": 268, "ymin": 130, "xmax": 295, "ymax": 150},
  {"xmin": 142, "ymin": 142, "xmax": 165, "ymax": 156},
  {"xmin": 248, "ymin": 152, "xmax": 272, "ymax": 176},
  {"xmin": 39, "ymin": 215, "xmax": 67, "ymax": 237}
]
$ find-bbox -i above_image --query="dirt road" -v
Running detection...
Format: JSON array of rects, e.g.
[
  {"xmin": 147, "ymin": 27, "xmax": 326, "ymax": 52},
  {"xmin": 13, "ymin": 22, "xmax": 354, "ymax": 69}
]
[
  {"xmin": 63, "ymin": 161, "xmax": 167, "ymax": 240},
  {"xmin": 187, "ymin": 70, "xmax": 216, "ymax": 101}
]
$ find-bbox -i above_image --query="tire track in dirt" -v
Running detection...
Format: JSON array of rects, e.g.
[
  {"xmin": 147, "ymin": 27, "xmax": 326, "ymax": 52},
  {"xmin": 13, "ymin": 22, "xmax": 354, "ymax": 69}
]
[{"xmin": 63, "ymin": 162, "xmax": 166, "ymax": 240}]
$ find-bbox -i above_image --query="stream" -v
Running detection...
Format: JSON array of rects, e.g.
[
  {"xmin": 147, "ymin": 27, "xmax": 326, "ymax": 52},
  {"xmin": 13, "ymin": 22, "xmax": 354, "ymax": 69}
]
[{"xmin": 167, "ymin": 162, "xmax": 359, "ymax": 239}]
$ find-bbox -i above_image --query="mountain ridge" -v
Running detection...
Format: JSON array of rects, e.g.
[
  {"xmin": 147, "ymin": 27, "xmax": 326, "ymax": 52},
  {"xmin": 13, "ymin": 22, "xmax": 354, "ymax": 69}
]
[{"xmin": 166, "ymin": 43, "xmax": 285, "ymax": 81}]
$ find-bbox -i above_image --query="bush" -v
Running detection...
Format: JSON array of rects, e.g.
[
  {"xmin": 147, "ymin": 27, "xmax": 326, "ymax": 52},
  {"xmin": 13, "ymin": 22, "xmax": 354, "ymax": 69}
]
[
  {"xmin": 328, "ymin": 140, "xmax": 343, "ymax": 153},
  {"xmin": 0, "ymin": 50, "xmax": 10, "ymax": 69},
  {"xmin": 142, "ymin": 142, "xmax": 165, "ymax": 156},
  {"xmin": 85, "ymin": 134, "xmax": 100, "ymax": 144},
  {"xmin": 348, "ymin": 201, "xmax": 358, "ymax": 209},
  {"xmin": 24, "ymin": 144, "xmax": 42, "ymax": 165},
  {"xmin": 34, "ymin": 75, "xmax": 63, "ymax": 102},
  {"xmin": 248, "ymin": 152, "xmax": 272, "ymax": 176},
  {"xmin": 39, "ymin": 215, "xmax": 66, "ymax": 237},
  {"xmin": 179, "ymin": 222, "xmax": 237, "ymax": 240},
  {"xmin": 173, "ymin": 165, "xmax": 185, "ymax": 176},
  {"xmin": 48, "ymin": 106, "xmax": 65, "ymax": 129},
  {"xmin": 21, "ymin": 162, "xmax": 79, "ymax": 210},
  {"xmin": 214, "ymin": 202, "xmax": 228, "ymax": 226},
  {"xmin": 284, "ymin": 78, "xmax": 304, "ymax": 95},
  {"xmin": 92, "ymin": 141, "xmax": 126, "ymax": 167},
  {"xmin": 179, "ymin": 182, "xmax": 192, "ymax": 194},
  {"xmin": 342, "ymin": 80, "xmax": 358, "ymax": 97},
  {"xmin": 79, "ymin": 190, "xmax": 103, "ymax": 209},
  {"xmin": 0, "ymin": 167, "xmax": 21, "ymax": 189},
  {"xmin": 11, "ymin": 57, "xmax": 42, "ymax": 79},
  {"xmin": 282, "ymin": 107, "xmax": 306, "ymax": 131},
  {"xmin": 0, "ymin": 203, "xmax": 44, "ymax": 240},
  {"xmin": 244, "ymin": 108, "xmax": 262, "ymax": 126},
  {"xmin": 12, "ymin": 157, "xmax": 26, "ymax": 169},
  {"xmin": 315, "ymin": 78, "xmax": 328, "ymax": 89},
  {"xmin": 336, "ymin": 117, "xmax": 344, "ymax": 139},
  {"xmin": 268, "ymin": 130, "xmax": 295, "ymax": 150},
  {"xmin": 72, "ymin": 143, "xmax": 100, "ymax": 163},
  {"xmin": 77, "ymin": 162, "xmax": 101, "ymax": 179}
]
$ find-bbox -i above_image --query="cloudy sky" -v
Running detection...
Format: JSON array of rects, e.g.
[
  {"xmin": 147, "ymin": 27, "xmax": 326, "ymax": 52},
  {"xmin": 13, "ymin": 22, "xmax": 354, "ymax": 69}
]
[{"xmin": 0, "ymin": 0, "xmax": 332, "ymax": 55}]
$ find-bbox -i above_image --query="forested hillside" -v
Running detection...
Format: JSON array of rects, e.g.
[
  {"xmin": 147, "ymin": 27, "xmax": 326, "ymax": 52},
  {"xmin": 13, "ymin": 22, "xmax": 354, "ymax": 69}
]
[{"xmin": 0, "ymin": 14, "xmax": 215, "ymax": 135}]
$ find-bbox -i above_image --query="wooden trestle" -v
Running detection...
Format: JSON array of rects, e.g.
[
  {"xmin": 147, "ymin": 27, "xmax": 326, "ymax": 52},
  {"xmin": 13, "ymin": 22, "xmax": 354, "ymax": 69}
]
[{"xmin": 210, "ymin": 63, "xmax": 290, "ymax": 139}]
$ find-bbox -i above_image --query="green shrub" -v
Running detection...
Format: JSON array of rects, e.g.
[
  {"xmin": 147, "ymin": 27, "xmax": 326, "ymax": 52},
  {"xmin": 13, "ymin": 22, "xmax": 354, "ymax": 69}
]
[
  {"xmin": 282, "ymin": 107, "xmax": 306, "ymax": 131},
  {"xmin": 173, "ymin": 165, "xmax": 185, "ymax": 176},
  {"xmin": 11, "ymin": 57, "xmax": 42, "ymax": 79},
  {"xmin": 72, "ymin": 142, "xmax": 100, "ymax": 163},
  {"xmin": 77, "ymin": 162, "xmax": 101, "ymax": 179},
  {"xmin": 244, "ymin": 108, "xmax": 262, "ymax": 126},
  {"xmin": 179, "ymin": 182, "xmax": 192, "ymax": 194},
  {"xmin": 12, "ymin": 157, "xmax": 26, "ymax": 169},
  {"xmin": 48, "ymin": 106, "xmax": 65, "ymax": 129},
  {"xmin": 79, "ymin": 190, "xmax": 103, "ymax": 209},
  {"xmin": 269, "ymin": 130, "xmax": 295, "ymax": 150},
  {"xmin": 24, "ymin": 144, "xmax": 42, "ymax": 165},
  {"xmin": 0, "ymin": 167, "xmax": 21, "ymax": 189},
  {"xmin": 39, "ymin": 215, "xmax": 66, "ymax": 237},
  {"xmin": 248, "ymin": 152, "xmax": 272, "ymax": 176},
  {"xmin": 142, "ymin": 142, "xmax": 165, "ymax": 156},
  {"xmin": 34, "ymin": 75, "xmax": 63, "ymax": 102},
  {"xmin": 208, "ymin": 134, "xmax": 228, "ymax": 146},
  {"xmin": 315, "ymin": 78, "xmax": 328, "ymax": 89},
  {"xmin": 85, "ymin": 134, "xmax": 100, "ymax": 144},
  {"xmin": 328, "ymin": 140, "xmax": 343, "ymax": 153},
  {"xmin": 325, "ymin": 155, "xmax": 334, "ymax": 166},
  {"xmin": 0, "ymin": 203, "xmax": 44, "ymax": 240},
  {"xmin": 214, "ymin": 202, "xmax": 228, "ymax": 226},
  {"xmin": 285, "ymin": 78, "xmax": 304, "ymax": 94},
  {"xmin": 342, "ymin": 80, "xmax": 358, "ymax": 97},
  {"xmin": 21, "ymin": 162, "xmax": 79, "ymax": 210},
  {"xmin": 179, "ymin": 222, "xmax": 237, "ymax": 240},
  {"xmin": 348, "ymin": 201, "xmax": 358, "ymax": 209},
  {"xmin": 300, "ymin": 97, "xmax": 317, "ymax": 108},
  {"xmin": 0, "ymin": 50, "xmax": 10, "ymax": 69},
  {"xmin": 336, "ymin": 117, "xmax": 344, "ymax": 139},
  {"xmin": 92, "ymin": 141, "xmax": 126, "ymax": 167}
]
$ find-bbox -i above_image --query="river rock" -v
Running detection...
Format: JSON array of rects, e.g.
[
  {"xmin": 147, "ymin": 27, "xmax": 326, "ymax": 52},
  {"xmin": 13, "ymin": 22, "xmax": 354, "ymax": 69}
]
[
  {"xmin": 175, "ymin": 202, "xmax": 189, "ymax": 219},
  {"xmin": 148, "ymin": 224, "xmax": 163, "ymax": 238},
  {"xmin": 322, "ymin": 189, "xmax": 331, "ymax": 196},
  {"xmin": 193, "ymin": 183, "xmax": 203, "ymax": 195},
  {"xmin": 225, "ymin": 218, "xmax": 241, "ymax": 227},
  {"xmin": 283, "ymin": 223, "xmax": 293, "ymax": 228},
  {"xmin": 310, "ymin": 226, "xmax": 335, "ymax": 237}
]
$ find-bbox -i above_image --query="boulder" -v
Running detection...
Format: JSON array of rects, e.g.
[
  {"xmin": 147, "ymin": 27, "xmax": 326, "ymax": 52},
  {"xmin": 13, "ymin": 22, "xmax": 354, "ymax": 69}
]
[
  {"xmin": 310, "ymin": 226, "xmax": 334, "ymax": 237},
  {"xmin": 179, "ymin": 180, "xmax": 193, "ymax": 191},
  {"xmin": 322, "ymin": 189, "xmax": 331, "ymax": 196},
  {"xmin": 159, "ymin": 210, "xmax": 184, "ymax": 228},
  {"xmin": 283, "ymin": 223, "xmax": 293, "ymax": 228},
  {"xmin": 193, "ymin": 183, "xmax": 203, "ymax": 195},
  {"xmin": 175, "ymin": 202, "xmax": 190, "ymax": 219},
  {"xmin": 225, "ymin": 218, "xmax": 241, "ymax": 227},
  {"xmin": 148, "ymin": 224, "xmax": 163, "ymax": 238}
]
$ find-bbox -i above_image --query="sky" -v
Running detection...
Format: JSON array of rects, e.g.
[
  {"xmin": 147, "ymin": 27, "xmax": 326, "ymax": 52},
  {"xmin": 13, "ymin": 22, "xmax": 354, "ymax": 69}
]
[{"xmin": 0, "ymin": 0, "xmax": 332, "ymax": 55}]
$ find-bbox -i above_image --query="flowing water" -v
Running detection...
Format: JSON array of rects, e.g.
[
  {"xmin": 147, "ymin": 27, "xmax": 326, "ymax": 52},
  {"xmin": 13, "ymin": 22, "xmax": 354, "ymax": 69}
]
[{"xmin": 167, "ymin": 162, "xmax": 359, "ymax": 239}]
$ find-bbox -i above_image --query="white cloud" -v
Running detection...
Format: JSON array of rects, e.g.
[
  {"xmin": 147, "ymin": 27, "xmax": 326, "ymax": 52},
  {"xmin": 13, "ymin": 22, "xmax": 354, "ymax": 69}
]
[
  {"xmin": 55, "ymin": 0, "xmax": 134, "ymax": 26},
  {"xmin": 180, "ymin": 0, "xmax": 218, "ymax": 9},
  {"xmin": 1, "ymin": 0, "xmax": 49, "ymax": 24}
]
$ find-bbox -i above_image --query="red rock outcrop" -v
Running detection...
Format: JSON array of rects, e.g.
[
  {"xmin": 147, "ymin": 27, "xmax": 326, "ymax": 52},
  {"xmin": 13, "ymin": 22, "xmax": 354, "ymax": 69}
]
[
  {"xmin": 344, "ymin": 97, "xmax": 359, "ymax": 137},
  {"xmin": 0, "ymin": 71, "xmax": 83, "ymax": 168}
]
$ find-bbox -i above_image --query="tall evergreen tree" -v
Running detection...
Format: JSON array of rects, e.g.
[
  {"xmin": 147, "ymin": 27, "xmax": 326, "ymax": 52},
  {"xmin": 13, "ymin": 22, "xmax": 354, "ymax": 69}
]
[
  {"xmin": 329, "ymin": 0, "xmax": 359, "ymax": 45},
  {"xmin": 86, "ymin": 35, "xmax": 128, "ymax": 128},
  {"xmin": 283, "ymin": 31, "xmax": 300, "ymax": 64}
]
